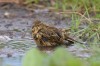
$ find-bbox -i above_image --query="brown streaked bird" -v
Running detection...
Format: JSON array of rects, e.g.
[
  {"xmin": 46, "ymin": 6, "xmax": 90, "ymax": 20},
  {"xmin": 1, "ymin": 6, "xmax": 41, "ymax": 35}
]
[{"xmin": 32, "ymin": 20, "xmax": 74, "ymax": 48}]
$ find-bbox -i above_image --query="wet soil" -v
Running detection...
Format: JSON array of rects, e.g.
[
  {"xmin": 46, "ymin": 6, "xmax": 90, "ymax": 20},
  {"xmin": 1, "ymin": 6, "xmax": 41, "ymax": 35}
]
[
  {"xmin": 0, "ymin": 3, "xmax": 97, "ymax": 66},
  {"xmin": 0, "ymin": 3, "xmax": 94, "ymax": 57}
]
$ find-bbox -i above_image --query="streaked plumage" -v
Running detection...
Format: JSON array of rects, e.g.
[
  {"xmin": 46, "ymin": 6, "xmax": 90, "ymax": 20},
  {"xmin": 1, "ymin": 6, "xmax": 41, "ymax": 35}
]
[{"xmin": 32, "ymin": 20, "xmax": 74, "ymax": 47}]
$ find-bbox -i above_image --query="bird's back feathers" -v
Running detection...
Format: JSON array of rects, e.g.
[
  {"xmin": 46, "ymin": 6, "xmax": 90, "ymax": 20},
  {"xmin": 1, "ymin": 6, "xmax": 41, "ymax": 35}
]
[{"xmin": 32, "ymin": 20, "xmax": 74, "ymax": 47}]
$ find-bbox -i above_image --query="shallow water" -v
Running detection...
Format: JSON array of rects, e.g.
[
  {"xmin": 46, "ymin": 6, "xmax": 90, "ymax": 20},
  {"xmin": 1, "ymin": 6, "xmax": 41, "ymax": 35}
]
[
  {"xmin": 0, "ymin": 4, "xmax": 94, "ymax": 66},
  {"xmin": 0, "ymin": 56, "xmax": 22, "ymax": 66}
]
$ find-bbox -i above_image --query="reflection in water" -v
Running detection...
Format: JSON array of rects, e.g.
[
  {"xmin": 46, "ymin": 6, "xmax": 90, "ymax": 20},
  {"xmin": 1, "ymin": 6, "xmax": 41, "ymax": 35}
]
[{"xmin": 0, "ymin": 56, "xmax": 22, "ymax": 66}]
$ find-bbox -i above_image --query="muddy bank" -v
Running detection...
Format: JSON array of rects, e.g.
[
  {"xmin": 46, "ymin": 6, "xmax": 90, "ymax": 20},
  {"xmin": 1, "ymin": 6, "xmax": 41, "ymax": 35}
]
[
  {"xmin": 0, "ymin": 4, "xmax": 95, "ymax": 58},
  {"xmin": 0, "ymin": 4, "xmax": 94, "ymax": 66},
  {"xmin": 0, "ymin": 4, "xmax": 72, "ymax": 57}
]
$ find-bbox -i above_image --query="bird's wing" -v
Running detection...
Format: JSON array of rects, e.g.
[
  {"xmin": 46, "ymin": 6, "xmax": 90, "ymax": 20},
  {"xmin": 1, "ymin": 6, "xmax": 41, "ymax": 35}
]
[{"xmin": 39, "ymin": 28, "xmax": 62, "ymax": 43}]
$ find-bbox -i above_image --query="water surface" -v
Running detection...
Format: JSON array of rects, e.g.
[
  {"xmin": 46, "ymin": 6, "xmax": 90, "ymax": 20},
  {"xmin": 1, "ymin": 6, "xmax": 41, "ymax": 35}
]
[{"xmin": 0, "ymin": 56, "xmax": 22, "ymax": 66}]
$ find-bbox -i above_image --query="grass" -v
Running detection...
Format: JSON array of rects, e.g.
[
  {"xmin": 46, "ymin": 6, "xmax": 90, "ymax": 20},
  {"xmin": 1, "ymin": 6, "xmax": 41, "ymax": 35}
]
[
  {"xmin": 22, "ymin": 47, "xmax": 100, "ymax": 66},
  {"xmin": 24, "ymin": 0, "xmax": 39, "ymax": 4},
  {"xmin": 25, "ymin": 0, "xmax": 100, "ymax": 18},
  {"xmin": 54, "ymin": 0, "xmax": 100, "ymax": 12},
  {"xmin": 23, "ymin": 0, "xmax": 100, "ymax": 66}
]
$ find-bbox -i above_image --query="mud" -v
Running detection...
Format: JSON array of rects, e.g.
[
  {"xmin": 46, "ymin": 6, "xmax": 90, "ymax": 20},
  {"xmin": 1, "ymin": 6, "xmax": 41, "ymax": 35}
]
[{"xmin": 0, "ymin": 3, "xmax": 95, "ymax": 66}]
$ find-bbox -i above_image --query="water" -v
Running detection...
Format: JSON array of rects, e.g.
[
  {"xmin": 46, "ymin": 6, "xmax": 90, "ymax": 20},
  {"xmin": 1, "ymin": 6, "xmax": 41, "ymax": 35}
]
[{"xmin": 0, "ymin": 56, "xmax": 22, "ymax": 66}]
